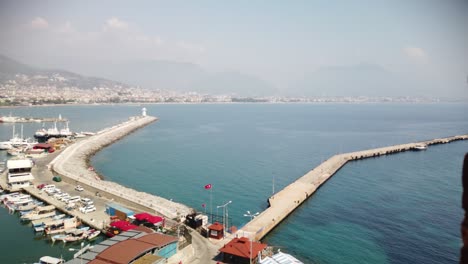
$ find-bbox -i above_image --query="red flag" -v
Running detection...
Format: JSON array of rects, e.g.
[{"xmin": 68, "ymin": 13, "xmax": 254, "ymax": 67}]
[{"xmin": 204, "ymin": 184, "xmax": 212, "ymax": 190}]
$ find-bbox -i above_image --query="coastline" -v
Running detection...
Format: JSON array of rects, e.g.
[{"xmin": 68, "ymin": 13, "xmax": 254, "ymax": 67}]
[{"xmin": 50, "ymin": 115, "xmax": 193, "ymax": 219}]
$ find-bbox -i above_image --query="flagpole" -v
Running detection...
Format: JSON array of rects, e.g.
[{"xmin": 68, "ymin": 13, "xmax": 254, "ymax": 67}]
[{"xmin": 210, "ymin": 187, "xmax": 213, "ymax": 223}]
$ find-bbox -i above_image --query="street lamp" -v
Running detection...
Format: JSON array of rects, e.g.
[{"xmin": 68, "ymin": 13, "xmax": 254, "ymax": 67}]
[
  {"xmin": 244, "ymin": 210, "xmax": 259, "ymax": 264},
  {"xmin": 216, "ymin": 200, "xmax": 232, "ymax": 238},
  {"xmin": 69, "ymin": 242, "xmax": 93, "ymax": 264}
]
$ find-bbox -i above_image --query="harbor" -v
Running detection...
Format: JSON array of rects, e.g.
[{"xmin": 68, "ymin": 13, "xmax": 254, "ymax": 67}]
[
  {"xmin": 49, "ymin": 110, "xmax": 193, "ymax": 219},
  {"xmin": 0, "ymin": 104, "xmax": 467, "ymax": 263},
  {"xmin": 238, "ymin": 134, "xmax": 468, "ymax": 241}
]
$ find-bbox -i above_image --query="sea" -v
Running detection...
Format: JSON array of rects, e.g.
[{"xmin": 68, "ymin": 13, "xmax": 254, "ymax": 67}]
[{"xmin": 0, "ymin": 103, "xmax": 467, "ymax": 264}]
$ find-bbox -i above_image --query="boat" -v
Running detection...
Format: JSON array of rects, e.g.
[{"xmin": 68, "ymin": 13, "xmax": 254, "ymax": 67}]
[
  {"xmin": 86, "ymin": 229, "xmax": 101, "ymax": 240},
  {"xmin": 35, "ymin": 256, "xmax": 64, "ymax": 264},
  {"xmin": 59, "ymin": 122, "xmax": 73, "ymax": 137},
  {"xmin": 51, "ymin": 227, "xmax": 89, "ymax": 243},
  {"xmin": 32, "ymin": 214, "xmax": 66, "ymax": 232},
  {"xmin": 45, "ymin": 216, "xmax": 81, "ymax": 235},
  {"xmin": 20, "ymin": 205, "xmax": 56, "ymax": 221},
  {"xmin": 3, "ymin": 193, "xmax": 31, "ymax": 204},
  {"xmin": 414, "ymin": 144, "xmax": 428, "ymax": 150},
  {"xmin": 0, "ymin": 125, "xmax": 37, "ymax": 150}
]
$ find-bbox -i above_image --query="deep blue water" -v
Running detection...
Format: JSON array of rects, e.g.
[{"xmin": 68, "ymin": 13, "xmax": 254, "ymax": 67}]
[{"xmin": 0, "ymin": 103, "xmax": 467, "ymax": 263}]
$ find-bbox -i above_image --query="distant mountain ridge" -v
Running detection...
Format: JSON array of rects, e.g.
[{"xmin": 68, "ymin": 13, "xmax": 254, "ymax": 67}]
[
  {"xmin": 0, "ymin": 54, "xmax": 130, "ymax": 90},
  {"xmin": 85, "ymin": 59, "xmax": 278, "ymax": 96}
]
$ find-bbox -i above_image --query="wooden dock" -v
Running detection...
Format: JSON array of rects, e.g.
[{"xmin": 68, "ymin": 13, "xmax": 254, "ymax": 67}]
[{"xmin": 238, "ymin": 134, "xmax": 468, "ymax": 241}]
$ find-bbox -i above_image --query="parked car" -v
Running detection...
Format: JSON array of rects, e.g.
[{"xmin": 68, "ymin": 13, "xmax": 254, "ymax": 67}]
[
  {"xmin": 80, "ymin": 198, "xmax": 94, "ymax": 206},
  {"xmin": 80, "ymin": 205, "xmax": 96, "ymax": 214},
  {"xmin": 60, "ymin": 194, "xmax": 71, "ymax": 202},
  {"xmin": 37, "ymin": 183, "xmax": 46, "ymax": 189},
  {"xmin": 75, "ymin": 185, "xmax": 84, "ymax": 192}
]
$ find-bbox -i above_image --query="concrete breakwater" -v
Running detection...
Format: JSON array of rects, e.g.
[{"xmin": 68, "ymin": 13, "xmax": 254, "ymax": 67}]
[
  {"xmin": 239, "ymin": 134, "xmax": 468, "ymax": 241},
  {"xmin": 50, "ymin": 115, "xmax": 193, "ymax": 219}
]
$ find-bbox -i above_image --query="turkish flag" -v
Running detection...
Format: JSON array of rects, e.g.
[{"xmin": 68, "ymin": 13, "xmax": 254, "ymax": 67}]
[{"xmin": 204, "ymin": 184, "xmax": 212, "ymax": 190}]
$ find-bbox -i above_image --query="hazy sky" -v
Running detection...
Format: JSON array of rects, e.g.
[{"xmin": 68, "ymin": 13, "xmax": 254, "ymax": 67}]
[{"xmin": 0, "ymin": 0, "xmax": 467, "ymax": 96}]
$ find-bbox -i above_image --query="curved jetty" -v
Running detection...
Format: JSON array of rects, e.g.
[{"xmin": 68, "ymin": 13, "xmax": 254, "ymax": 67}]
[
  {"xmin": 239, "ymin": 134, "xmax": 468, "ymax": 241},
  {"xmin": 50, "ymin": 115, "xmax": 193, "ymax": 219}
]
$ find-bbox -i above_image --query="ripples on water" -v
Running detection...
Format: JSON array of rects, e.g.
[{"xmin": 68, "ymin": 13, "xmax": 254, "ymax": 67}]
[{"xmin": 1, "ymin": 103, "xmax": 467, "ymax": 263}]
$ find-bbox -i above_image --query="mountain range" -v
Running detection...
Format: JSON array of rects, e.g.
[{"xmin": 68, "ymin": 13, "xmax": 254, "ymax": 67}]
[
  {"xmin": 0, "ymin": 55, "xmax": 129, "ymax": 90},
  {"xmin": 1, "ymin": 54, "xmax": 449, "ymax": 97}
]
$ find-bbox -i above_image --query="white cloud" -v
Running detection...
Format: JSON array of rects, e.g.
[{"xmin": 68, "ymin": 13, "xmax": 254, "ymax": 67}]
[
  {"xmin": 104, "ymin": 17, "xmax": 129, "ymax": 31},
  {"xmin": 403, "ymin": 46, "xmax": 427, "ymax": 59},
  {"xmin": 30, "ymin": 17, "xmax": 49, "ymax": 29}
]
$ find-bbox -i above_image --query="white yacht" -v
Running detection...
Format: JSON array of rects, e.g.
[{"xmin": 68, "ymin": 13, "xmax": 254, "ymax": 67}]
[
  {"xmin": 59, "ymin": 121, "xmax": 73, "ymax": 137},
  {"xmin": 0, "ymin": 125, "xmax": 36, "ymax": 150},
  {"xmin": 414, "ymin": 144, "xmax": 428, "ymax": 150}
]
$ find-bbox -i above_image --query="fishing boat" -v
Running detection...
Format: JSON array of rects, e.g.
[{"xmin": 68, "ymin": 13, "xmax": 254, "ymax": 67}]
[
  {"xmin": 45, "ymin": 217, "xmax": 81, "ymax": 235},
  {"xmin": 86, "ymin": 229, "xmax": 101, "ymax": 240},
  {"xmin": 20, "ymin": 205, "xmax": 56, "ymax": 221},
  {"xmin": 31, "ymin": 214, "xmax": 67, "ymax": 231},
  {"xmin": 2, "ymin": 193, "xmax": 31, "ymax": 204},
  {"xmin": 59, "ymin": 122, "xmax": 73, "ymax": 137},
  {"xmin": 51, "ymin": 227, "xmax": 89, "ymax": 243}
]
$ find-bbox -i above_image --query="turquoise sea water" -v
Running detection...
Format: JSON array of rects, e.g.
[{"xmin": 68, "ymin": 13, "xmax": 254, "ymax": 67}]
[{"xmin": 0, "ymin": 103, "xmax": 467, "ymax": 263}]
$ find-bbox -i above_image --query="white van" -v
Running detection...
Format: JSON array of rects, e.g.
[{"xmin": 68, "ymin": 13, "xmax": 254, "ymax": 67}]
[
  {"xmin": 67, "ymin": 196, "xmax": 81, "ymax": 203},
  {"xmin": 43, "ymin": 184, "xmax": 56, "ymax": 190}
]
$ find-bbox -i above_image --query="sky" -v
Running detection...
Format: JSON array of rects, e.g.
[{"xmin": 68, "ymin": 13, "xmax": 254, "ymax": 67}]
[{"xmin": 0, "ymin": 0, "xmax": 467, "ymax": 97}]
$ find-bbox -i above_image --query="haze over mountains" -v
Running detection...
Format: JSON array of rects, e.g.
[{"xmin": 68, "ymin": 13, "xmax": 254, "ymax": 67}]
[
  {"xmin": 0, "ymin": 54, "xmax": 128, "ymax": 90},
  {"xmin": 0, "ymin": 54, "xmax": 464, "ymax": 98}
]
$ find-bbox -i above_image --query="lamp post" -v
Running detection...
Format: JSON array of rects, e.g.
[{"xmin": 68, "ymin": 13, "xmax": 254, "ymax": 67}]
[
  {"xmin": 69, "ymin": 242, "xmax": 85, "ymax": 264},
  {"xmin": 216, "ymin": 200, "xmax": 232, "ymax": 238},
  {"xmin": 244, "ymin": 210, "xmax": 259, "ymax": 264}
]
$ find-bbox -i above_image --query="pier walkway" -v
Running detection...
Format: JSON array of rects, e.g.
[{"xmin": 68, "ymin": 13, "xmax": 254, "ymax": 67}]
[
  {"xmin": 50, "ymin": 115, "xmax": 193, "ymax": 220},
  {"xmin": 239, "ymin": 134, "xmax": 468, "ymax": 241}
]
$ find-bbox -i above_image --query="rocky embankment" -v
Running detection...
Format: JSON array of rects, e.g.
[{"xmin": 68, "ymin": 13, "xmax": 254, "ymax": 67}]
[{"xmin": 50, "ymin": 115, "xmax": 193, "ymax": 219}]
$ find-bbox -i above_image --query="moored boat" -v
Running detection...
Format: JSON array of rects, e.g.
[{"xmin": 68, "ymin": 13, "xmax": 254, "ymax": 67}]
[
  {"xmin": 413, "ymin": 144, "xmax": 428, "ymax": 150},
  {"xmin": 45, "ymin": 216, "xmax": 81, "ymax": 235},
  {"xmin": 20, "ymin": 205, "xmax": 56, "ymax": 221}
]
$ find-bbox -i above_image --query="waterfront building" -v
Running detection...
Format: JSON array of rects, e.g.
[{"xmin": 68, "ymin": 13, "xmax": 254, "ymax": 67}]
[
  {"xmin": 64, "ymin": 230, "xmax": 178, "ymax": 264},
  {"xmin": 6, "ymin": 158, "xmax": 34, "ymax": 189},
  {"xmin": 208, "ymin": 222, "xmax": 224, "ymax": 239},
  {"xmin": 219, "ymin": 237, "xmax": 267, "ymax": 264}
]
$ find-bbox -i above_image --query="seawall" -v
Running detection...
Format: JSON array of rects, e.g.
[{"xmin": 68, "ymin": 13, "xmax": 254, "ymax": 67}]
[
  {"xmin": 50, "ymin": 115, "xmax": 193, "ymax": 219},
  {"xmin": 239, "ymin": 134, "xmax": 468, "ymax": 241}
]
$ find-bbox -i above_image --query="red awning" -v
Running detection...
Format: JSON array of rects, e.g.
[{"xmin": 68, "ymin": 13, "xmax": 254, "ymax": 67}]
[
  {"xmin": 33, "ymin": 143, "xmax": 52, "ymax": 149},
  {"xmin": 134, "ymin": 212, "xmax": 164, "ymax": 225},
  {"xmin": 110, "ymin": 220, "xmax": 138, "ymax": 231}
]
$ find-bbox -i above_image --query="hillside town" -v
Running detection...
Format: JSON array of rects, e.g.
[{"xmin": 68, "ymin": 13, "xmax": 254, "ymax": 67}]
[{"xmin": 0, "ymin": 73, "xmax": 444, "ymax": 106}]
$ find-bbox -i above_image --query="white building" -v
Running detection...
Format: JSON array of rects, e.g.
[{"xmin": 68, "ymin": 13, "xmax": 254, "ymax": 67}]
[{"xmin": 7, "ymin": 159, "xmax": 34, "ymax": 189}]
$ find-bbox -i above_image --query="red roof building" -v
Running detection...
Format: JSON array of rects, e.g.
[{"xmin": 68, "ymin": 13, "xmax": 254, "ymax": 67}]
[
  {"xmin": 208, "ymin": 222, "xmax": 224, "ymax": 239},
  {"xmin": 89, "ymin": 233, "xmax": 178, "ymax": 264},
  {"xmin": 219, "ymin": 237, "xmax": 267, "ymax": 264}
]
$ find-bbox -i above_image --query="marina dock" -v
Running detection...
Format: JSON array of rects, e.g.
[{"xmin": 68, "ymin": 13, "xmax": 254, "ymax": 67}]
[
  {"xmin": 239, "ymin": 134, "xmax": 468, "ymax": 241},
  {"xmin": 50, "ymin": 115, "xmax": 193, "ymax": 220}
]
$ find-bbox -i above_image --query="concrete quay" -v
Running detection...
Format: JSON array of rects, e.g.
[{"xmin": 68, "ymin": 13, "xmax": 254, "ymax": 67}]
[
  {"xmin": 239, "ymin": 134, "xmax": 468, "ymax": 241},
  {"xmin": 50, "ymin": 115, "xmax": 193, "ymax": 220}
]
